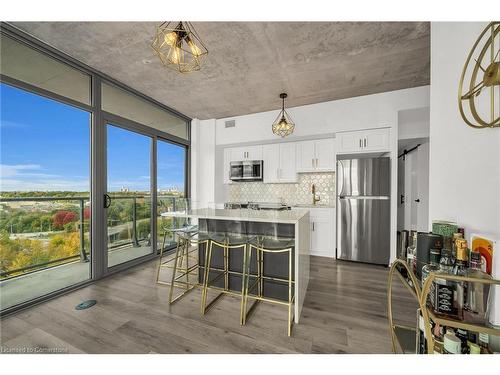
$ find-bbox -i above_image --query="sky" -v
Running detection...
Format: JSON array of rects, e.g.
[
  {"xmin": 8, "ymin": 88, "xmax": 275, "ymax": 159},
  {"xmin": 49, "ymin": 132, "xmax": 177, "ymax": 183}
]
[{"xmin": 0, "ymin": 83, "xmax": 185, "ymax": 192}]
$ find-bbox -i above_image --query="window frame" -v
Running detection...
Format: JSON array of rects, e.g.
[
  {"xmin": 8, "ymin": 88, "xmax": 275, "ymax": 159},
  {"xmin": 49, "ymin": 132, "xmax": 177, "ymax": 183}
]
[{"xmin": 0, "ymin": 22, "xmax": 192, "ymax": 316}]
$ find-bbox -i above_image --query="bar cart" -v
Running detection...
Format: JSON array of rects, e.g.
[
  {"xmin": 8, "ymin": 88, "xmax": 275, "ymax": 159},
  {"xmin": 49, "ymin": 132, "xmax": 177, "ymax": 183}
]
[
  {"xmin": 388, "ymin": 259, "xmax": 500, "ymax": 354},
  {"xmin": 387, "ymin": 259, "xmax": 421, "ymax": 353}
]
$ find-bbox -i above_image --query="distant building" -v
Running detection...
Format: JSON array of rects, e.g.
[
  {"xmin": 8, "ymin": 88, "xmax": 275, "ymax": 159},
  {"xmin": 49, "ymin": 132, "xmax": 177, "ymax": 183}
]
[
  {"xmin": 120, "ymin": 186, "xmax": 130, "ymax": 193},
  {"xmin": 158, "ymin": 186, "xmax": 183, "ymax": 196}
]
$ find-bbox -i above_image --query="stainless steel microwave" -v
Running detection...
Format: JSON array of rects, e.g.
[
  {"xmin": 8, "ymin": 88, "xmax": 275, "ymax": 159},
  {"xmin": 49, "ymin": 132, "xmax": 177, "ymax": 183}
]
[{"xmin": 230, "ymin": 160, "xmax": 263, "ymax": 181}]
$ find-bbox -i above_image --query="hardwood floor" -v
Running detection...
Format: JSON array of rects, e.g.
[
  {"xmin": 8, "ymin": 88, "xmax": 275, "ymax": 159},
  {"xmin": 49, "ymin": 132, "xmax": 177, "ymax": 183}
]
[{"xmin": 0, "ymin": 256, "xmax": 418, "ymax": 354}]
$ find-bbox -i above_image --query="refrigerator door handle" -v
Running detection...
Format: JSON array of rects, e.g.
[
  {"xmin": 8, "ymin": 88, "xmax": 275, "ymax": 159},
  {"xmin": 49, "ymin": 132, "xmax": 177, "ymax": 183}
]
[{"xmin": 337, "ymin": 160, "xmax": 345, "ymax": 196}]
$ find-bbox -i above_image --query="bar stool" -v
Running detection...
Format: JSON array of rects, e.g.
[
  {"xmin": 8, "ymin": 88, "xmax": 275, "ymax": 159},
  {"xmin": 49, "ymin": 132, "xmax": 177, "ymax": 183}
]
[
  {"xmin": 155, "ymin": 217, "xmax": 188, "ymax": 286},
  {"xmin": 201, "ymin": 220, "xmax": 254, "ymax": 325},
  {"xmin": 156, "ymin": 199, "xmax": 208, "ymax": 303},
  {"xmin": 242, "ymin": 236, "xmax": 295, "ymax": 336},
  {"xmin": 168, "ymin": 227, "xmax": 209, "ymax": 304}
]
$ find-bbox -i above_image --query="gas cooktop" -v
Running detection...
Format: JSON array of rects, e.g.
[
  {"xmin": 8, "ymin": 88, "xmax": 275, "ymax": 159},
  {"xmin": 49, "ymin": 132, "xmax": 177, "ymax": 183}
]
[{"xmin": 224, "ymin": 202, "xmax": 291, "ymax": 211}]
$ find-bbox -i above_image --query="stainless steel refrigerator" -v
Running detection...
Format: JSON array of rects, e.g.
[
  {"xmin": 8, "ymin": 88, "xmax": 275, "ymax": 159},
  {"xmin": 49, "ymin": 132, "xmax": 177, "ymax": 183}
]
[{"xmin": 337, "ymin": 157, "xmax": 391, "ymax": 265}]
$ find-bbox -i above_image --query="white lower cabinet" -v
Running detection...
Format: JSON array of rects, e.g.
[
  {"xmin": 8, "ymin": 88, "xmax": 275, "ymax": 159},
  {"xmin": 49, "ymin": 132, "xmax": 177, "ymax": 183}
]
[
  {"xmin": 310, "ymin": 208, "xmax": 335, "ymax": 258},
  {"xmin": 293, "ymin": 207, "xmax": 335, "ymax": 258}
]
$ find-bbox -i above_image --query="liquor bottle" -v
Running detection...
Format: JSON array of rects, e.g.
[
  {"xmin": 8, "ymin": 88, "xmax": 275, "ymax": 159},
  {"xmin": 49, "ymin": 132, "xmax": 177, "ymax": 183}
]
[
  {"xmin": 431, "ymin": 248, "xmax": 461, "ymax": 319},
  {"xmin": 454, "ymin": 239, "xmax": 469, "ymax": 319},
  {"xmin": 451, "ymin": 232, "xmax": 463, "ymax": 263},
  {"xmin": 469, "ymin": 342, "xmax": 481, "ymax": 354},
  {"xmin": 443, "ymin": 333, "xmax": 462, "ymax": 354},
  {"xmin": 406, "ymin": 232, "xmax": 417, "ymax": 275},
  {"xmin": 464, "ymin": 249, "xmax": 492, "ymax": 324},
  {"xmin": 418, "ymin": 312, "xmax": 427, "ymax": 354},
  {"xmin": 422, "ymin": 248, "xmax": 441, "ymax": 287},
  {"xmin": 479, "ymin": 333, "xmax": 493, "ymax": 354},
  {"xmin": 432, "ymin": 323, "xmax": 445, "ymax": 354},
  {"xmin": 455, "ymin": 328, "xmax": 469, "ymax": 354}
]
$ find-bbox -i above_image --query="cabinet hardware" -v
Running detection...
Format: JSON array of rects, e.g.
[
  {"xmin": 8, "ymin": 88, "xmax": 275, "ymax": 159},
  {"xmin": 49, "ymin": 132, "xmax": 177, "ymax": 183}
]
[
  {"xmin": 316, "ymin": 158, "xmax": 319, "ymax": 168},
  {"xmin": 312, "ymin": 222, "xmax": 315, "ymax": 231},
  {"xmin": 359, "ymin": 139, "xmax": 362, "ymax": 148},
  {"xmin": 312, "ymin": 158, "xmax": 314, "ymax": 168},
  {"xmin": 364, "ymin": 138, "xmax": 367, "ymax": 148},
  {"xmin": 415, "ymin": 199, "xmax": 420, "ymax": 203}
]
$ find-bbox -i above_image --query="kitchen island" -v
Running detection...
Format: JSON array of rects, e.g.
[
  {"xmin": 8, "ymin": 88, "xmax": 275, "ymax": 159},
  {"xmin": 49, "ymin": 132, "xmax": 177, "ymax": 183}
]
[{"xmin": 162, "ymin": 208, "xmax": 310, "ymax": 323}]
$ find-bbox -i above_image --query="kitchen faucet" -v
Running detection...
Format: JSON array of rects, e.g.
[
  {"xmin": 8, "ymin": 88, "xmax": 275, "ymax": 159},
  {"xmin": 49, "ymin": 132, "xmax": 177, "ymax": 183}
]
[{"xmin": 312, "ymin": 184, "xmax": 321, "ymax": 205}]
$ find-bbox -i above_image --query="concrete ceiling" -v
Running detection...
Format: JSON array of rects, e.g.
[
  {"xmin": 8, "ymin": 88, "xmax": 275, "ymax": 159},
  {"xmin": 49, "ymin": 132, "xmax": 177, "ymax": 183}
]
[{"xmin": 12, "ymin": 22, "xmax": 430, "ymax": 120}]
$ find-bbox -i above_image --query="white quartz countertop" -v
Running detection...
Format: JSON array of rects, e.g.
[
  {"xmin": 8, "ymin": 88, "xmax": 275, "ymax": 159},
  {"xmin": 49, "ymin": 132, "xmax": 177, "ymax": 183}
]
[
  {"xmin": 161, "ymin": 208, "xmax": 309, "ymax": 224},
  {"xmin": 291, "ymin": 204, "xmax": 335, "ymax": 209}
]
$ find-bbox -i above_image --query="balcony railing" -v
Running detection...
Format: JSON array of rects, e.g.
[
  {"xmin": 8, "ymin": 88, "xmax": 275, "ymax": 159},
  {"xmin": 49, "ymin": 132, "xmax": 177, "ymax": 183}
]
[{"xmin": 0, "ymin": 195, "xmax": 180, "ymax": 279}]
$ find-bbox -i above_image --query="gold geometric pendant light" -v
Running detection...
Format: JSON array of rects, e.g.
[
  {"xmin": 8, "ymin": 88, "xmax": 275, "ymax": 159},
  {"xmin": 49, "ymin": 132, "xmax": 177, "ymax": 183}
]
[
  {"xmin": 272, "ymin": 93, "xmax": 295, "ymax": 137},
  {"xmin": 458, "ymin": 22, "xmax": 500, "ymax": 128},
  {"xmin": 151, "ymin": 22, "xmax": 208, "ymax": 73}
]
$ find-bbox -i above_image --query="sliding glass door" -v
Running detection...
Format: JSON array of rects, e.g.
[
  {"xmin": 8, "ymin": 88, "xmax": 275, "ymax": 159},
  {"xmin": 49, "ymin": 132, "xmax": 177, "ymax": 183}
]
[
  {"xmin": 106, "ymin": 124, "xmax": 153, "ymax": 268},
  {"xmin": 156, "ymin": 138, "xmax": 187, "ymax": 251},
  {"xmin": 0, "ymin": 83, "xmax": 91, "ymax": 311}
]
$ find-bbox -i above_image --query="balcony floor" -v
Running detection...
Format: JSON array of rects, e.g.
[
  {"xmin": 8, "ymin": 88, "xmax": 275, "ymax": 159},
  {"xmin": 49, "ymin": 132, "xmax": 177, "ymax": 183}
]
[
  {"xmin": 0, "ymin": 244, "xmax": 153, "ymax": 311},
  {"xmin": 0, "ymin": 256, "xmax": 417, "ymax": 353}
]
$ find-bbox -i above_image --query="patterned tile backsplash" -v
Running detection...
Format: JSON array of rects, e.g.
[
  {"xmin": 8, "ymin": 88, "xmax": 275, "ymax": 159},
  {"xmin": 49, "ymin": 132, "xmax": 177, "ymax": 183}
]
[{"xmin": 228, "ymin": 173, "xmax": 335, "ymax": 206}]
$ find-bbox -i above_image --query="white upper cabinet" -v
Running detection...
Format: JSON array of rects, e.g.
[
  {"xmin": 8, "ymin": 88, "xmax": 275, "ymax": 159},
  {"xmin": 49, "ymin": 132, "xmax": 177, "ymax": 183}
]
[
  {"xmin": 263, "ymin": 142, "xmax": 297, "ymax": 183},
  {"xmin": 229, "ymin": 145, "xmax": 263, "ymax": 161},
  {"xmin": 278, "ymin": 142, "xmax": 298, "ymax": 182},
  {"xmin": 314, "ymin": 139, "xmax": 335, "ymax": 171},
  {"xmin": 263, "ymin": 144, "xmax": 280, "ymax": 183},
  {"xmin": 364, "ymin": 128, "xmax": 390, "ymax": 151},
  {"xmin": 223, "ymin": 148, "xmax": 232, "ymax": 184},
  {"xmin": 337, "ymin": 128, "xmax": 390, "ymax": 154},
  {"xmin": 296, "ymin": 140, "xmax": 316, "ymax": 172},
  {"xmin": 296, "ymin": 138, "xmax": 335, "ymax": 173}
]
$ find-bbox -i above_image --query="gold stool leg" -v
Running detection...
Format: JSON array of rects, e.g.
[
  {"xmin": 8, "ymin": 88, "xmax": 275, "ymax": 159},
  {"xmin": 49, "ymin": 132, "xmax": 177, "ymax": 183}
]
[
  {"xmin": 287, "ymin": 247, "xmax": 293, "ymax": 337},
  {"xmin": 184, "ymin": 238, "xmax": 190, "ymax": 290},
  {"xmin": 223, "ymin": 240, "xmax": 229, "ymax": 291},
  {"xmin": 156, "ymin": 230, "xmax": 168, "ymax": 283},
  {"xmin": 201, "ymin": 239, "xmax": 214, "ymax": 315},
  {"xmin": 168, "ymin": 237, "xmax": 183, "ymax": 304},
  {"xmin": 239, "ymin": 244, "xmax": 248, "ymax": 325},
  {"xmin": 242, "ymin": 245, "xmax": 253, "ymax": 325},
  {"xmin": 258, "ymin": 247, "xmax": 263, "ymax": 298}
]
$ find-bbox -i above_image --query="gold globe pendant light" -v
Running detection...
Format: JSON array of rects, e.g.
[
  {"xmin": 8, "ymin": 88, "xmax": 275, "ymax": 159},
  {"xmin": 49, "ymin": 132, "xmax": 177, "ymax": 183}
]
[
  {"xmin": 151, "ymin": 22, "xmax": 208, "ymax": 73},
  {"xmin": 272, "ymin": 93, "xmax": 295, "ymax": 137}
]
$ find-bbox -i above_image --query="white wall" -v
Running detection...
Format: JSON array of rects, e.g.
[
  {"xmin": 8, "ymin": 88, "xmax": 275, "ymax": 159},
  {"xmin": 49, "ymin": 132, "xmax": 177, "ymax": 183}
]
[
  {"xmin": 190, "ymin": 118, "xmax": 216, "ymax": 208},
  {"xmin": 215, "ymin": 86, "xmax": 429, "ymax": 145},
  {"xmin": 429, "ymin": 22, "xmax": 500, "ymax": 239},
  {"xmin": 398, "ymin": 107, "xmax": 430, "ymax": 140}
]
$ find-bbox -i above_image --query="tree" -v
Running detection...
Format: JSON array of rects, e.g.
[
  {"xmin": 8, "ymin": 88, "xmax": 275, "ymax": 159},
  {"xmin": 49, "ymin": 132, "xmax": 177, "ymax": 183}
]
[
  {"xmin": 52, "ymin": 211, "xmax": 77, "ymax": 230},
  {"xmin": 0, "ymin": 230, "xmax": 18, "ymax": 272}
]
